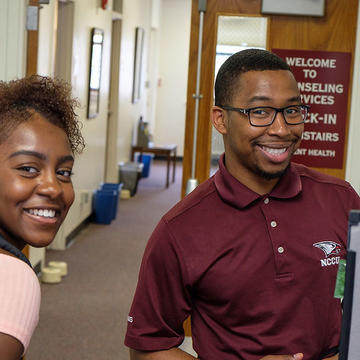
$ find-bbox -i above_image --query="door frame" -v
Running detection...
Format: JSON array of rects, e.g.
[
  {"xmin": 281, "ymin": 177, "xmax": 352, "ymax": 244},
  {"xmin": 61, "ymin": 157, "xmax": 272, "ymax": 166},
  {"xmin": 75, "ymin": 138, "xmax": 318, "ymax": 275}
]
[{"xmin": 181, "ymin": 0, "xmax": 261, "ymax": 198}]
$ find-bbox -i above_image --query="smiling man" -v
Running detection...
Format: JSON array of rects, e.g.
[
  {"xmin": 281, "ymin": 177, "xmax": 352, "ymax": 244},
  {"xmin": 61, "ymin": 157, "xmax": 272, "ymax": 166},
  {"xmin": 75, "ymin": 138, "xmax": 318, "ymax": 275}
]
[
  {"xmin": 213, "ymin": 68, "xmax": 305, "ymax": 195},
  {"xmin": 125, "ymin": 49, "xmax": 360, "ymax": 360}
]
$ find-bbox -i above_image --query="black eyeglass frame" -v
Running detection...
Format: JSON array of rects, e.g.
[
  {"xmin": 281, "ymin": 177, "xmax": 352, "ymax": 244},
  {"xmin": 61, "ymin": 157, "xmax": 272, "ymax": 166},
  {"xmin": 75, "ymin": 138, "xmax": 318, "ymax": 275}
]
[{"xmin": 218, "ymin": 104, "xmax": 310, "ymax": 127}]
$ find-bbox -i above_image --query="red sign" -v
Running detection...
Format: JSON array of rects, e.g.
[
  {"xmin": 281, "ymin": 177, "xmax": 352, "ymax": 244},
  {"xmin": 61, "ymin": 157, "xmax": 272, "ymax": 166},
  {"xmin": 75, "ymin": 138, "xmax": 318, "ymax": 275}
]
[
  {"xmin": 272, "ymin": 49, "xmax": 351, "ymax": 169},
  {"xmin": 101, "ymin": 0, "xmax": 108, "ymax": 9}
]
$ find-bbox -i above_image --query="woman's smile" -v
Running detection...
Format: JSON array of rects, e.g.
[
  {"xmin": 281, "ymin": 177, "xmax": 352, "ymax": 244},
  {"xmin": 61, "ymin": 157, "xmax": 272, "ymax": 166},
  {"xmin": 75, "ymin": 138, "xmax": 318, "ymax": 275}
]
[{"xmin": 0, "ymin": 113, "xmax": 74, "ymax": 249}]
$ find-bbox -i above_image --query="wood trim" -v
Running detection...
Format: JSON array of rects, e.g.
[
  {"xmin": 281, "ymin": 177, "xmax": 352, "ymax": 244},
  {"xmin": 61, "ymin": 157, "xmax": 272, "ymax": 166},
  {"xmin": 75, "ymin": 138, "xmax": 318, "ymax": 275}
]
[
  {"xmin": 26, "ymin": 0, "xmax": 40, "ymax": 76},
  {"xmin": 21, "ymin": 245, "xmax": 29, "ymax": 259},
  {"xmin": 182, "ymin": 1, "xmax": 261, "ymax": 198}
]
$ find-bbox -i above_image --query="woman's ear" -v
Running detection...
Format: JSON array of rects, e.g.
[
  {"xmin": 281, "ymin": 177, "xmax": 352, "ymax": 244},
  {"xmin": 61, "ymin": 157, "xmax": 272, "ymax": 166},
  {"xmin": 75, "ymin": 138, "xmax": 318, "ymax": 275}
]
[{"xmin": 211, "ymin": 106, "xmax": 227, "ymax": 135}]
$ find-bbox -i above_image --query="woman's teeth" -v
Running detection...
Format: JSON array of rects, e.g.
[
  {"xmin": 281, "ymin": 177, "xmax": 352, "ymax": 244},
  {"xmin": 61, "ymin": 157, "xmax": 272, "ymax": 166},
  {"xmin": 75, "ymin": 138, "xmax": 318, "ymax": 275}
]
[{"xmin": 28, "ymin": 209, "xmax": 56, "ymax": 218}]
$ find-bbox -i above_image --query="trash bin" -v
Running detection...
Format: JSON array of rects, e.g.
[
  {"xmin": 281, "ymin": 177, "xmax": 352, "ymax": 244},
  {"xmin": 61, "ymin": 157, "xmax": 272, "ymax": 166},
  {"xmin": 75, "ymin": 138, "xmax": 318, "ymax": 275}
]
[
  {"xmin": 100, "ymin": 183, "xmax": 123, "ymax": 220},
  {"xmin": 118, "ymin": 162, "xmax": 144, "ymax": 196},
  {"xmin": 135, "ymin": 153, "xmax": 154, "ymax": 178},
  {"xmin": 93, "ymin": 189, "xmax": 117, "ymax": 224}
]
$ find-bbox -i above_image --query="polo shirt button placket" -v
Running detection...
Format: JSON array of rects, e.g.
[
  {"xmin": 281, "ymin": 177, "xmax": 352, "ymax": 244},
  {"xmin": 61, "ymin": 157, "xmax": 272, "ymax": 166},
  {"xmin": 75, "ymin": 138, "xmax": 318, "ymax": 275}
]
[
  {"xmin": 264, "ymin": 197, "xmax": 269, "ymax": 204},
  {"xmin": 277, "ymin": 246, "xmax": 285, "ymax": 254}
]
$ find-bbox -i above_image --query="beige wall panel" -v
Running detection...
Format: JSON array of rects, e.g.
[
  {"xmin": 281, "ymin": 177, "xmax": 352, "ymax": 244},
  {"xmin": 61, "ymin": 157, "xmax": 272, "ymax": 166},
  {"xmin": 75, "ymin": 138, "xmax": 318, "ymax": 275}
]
[
  {"xmin": 153, "ymin": 0, "xmax": 192, "ymax": 157},
  {"xmin": 61, "ymin": 1, "xmax": 113, "ymax": 239},
  {"xmin": 116, "ymin": 0, "xmax": 152, "ymax": 163},
  {"xmin": 0, "ymin": 0, "xmax": 26, "ymax": 81},
  {"xmin": 34, "ymin": 0, "xmax": 158, "ymax": 246}
]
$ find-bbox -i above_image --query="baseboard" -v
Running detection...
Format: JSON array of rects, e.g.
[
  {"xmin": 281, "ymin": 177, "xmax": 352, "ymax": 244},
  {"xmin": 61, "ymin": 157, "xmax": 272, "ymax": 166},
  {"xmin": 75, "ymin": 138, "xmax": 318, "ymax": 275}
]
[{"xmin": 65, "ymin": 216, "xmax": 91, "ymax": 247}]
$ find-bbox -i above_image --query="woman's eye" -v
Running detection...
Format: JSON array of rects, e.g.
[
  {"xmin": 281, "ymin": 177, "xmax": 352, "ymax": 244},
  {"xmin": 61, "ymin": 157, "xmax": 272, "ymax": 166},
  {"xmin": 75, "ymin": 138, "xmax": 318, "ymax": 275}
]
[
  {"xmin": 57, "ymin": 169, "xmax": 73, "ymax": 178},
  {"xmin": 18, "ymin": 166, "xmax": 38, "ymax": 174}
]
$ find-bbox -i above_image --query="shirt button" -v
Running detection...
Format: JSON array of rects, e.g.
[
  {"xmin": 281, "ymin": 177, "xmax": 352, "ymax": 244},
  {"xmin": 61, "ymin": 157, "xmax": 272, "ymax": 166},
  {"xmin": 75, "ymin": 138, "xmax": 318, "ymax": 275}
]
[
  {"xmin": 270, "ymin": 221, "xmax": 277, "ymax": 228},
  {"xmin": 278, "ymin": 246, "xmax": 285, "ymax": 254},
  {"xmin": 264, "ymin": 198, "xmax": 269, "ymax": 204}
]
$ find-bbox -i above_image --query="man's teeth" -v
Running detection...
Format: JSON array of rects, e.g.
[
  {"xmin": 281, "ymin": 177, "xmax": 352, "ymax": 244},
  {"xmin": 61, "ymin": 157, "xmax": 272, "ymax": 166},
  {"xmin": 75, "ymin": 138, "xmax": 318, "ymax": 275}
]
[
  {"xmin": 262, "ymin": 146, "xmax": 286, "ymax": 155},
  {"xmin": 28, "ymin": 209, "xmax": 56, "ymax": 218}
]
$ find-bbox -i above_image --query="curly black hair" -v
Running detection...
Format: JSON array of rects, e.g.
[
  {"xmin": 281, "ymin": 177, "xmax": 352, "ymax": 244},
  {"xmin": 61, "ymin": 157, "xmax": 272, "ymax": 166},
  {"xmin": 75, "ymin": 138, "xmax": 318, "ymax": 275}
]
[
  {"xmin": 214, "ymin": 49, "xmax": 292, "ymax": 107},
  {"xmin": 0, "ymin": 75, "xmax": 85, "ymax": 154}
]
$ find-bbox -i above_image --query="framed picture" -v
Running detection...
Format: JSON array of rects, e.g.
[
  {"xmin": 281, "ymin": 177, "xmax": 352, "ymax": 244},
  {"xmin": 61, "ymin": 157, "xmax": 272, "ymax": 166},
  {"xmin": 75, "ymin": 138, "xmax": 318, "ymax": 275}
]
[
  {"xmin": 261, "ymin": 0, "xmax": 325, "ymax": 17},
  {"xmin": 132, "ymin": 27, "xmax": 144, "ymax": 103},
  {"xmin": 87, "ymin": 28, "xmax": 104, "ymax": 119}
]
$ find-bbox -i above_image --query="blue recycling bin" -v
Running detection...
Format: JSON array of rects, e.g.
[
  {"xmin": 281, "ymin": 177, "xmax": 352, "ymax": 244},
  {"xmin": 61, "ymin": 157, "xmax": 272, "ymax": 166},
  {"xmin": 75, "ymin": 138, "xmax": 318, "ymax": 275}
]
[
  {"xmin": 93, "ymin": 189, "xmax": 117, "ymax": 224},
  {"xmin": 140, "ymin": 154, "xmax": 153, "ymax": 178},
  {"xmin": 135, "ymin": 153, "xmax": 153, "ymax": 178},
  {"xmin": 100, "ymin": 183, "xmax": 123, "ymax": 220}
]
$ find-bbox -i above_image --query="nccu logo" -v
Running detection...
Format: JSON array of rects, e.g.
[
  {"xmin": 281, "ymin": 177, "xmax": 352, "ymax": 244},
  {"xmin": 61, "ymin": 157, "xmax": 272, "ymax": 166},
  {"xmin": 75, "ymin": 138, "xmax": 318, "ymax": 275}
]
[{"xmin": 313, "ymin": 241, "xmax": 342, "ymax": 267}]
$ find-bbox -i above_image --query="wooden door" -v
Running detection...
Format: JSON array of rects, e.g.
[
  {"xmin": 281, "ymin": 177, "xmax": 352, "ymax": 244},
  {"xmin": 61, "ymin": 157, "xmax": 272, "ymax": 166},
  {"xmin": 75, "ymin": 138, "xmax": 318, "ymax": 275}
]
[
  {"xmin": 182, "ymin": 0, "xmax": 359, "ymax": 198},
  {"xmin": 26, "ymin": 0, "xmax": 40, "ymax": 76},
  {"xmin": 182, "ymin": 0, "xmax": 261, "ymax": 198}
]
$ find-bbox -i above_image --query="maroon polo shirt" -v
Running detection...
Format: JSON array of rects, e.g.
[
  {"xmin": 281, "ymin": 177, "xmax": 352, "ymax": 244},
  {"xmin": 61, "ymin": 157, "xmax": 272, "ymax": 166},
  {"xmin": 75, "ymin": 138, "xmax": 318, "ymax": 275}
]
[{"xmin": 125, "ymin": 155, "xmax": 360, "ymax": 360}]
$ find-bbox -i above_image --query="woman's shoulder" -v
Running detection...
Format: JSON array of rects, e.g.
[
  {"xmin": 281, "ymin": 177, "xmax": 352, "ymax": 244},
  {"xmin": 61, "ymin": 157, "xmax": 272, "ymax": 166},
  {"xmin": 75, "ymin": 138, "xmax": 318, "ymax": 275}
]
[
  {"xmin": 0, "ymin": 253, "xmax": 41, "ymax": 352},
  {"xmin": 0, "ymin": 253, "xmax": 40, "ymax": 295}
]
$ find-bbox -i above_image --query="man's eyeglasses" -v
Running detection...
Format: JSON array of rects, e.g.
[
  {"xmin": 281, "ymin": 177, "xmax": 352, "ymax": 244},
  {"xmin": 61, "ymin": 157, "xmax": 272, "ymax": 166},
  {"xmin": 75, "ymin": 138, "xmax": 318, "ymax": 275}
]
[{"xmin": 218, "ymin": 104, "xmax": 310, "ymax": 127}]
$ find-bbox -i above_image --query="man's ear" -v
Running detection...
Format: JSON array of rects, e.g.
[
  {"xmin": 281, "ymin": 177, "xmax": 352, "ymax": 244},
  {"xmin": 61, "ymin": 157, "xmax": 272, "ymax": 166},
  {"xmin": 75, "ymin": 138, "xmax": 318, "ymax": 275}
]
[{"xmin": 211, "ymin": 106, "xmax": 227, "ymax": 135}]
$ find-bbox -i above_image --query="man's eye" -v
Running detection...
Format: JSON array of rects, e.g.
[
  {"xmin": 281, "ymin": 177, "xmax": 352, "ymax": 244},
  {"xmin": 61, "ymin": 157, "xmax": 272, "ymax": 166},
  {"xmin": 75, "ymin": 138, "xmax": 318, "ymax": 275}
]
[
  {"xmin": 251, "ymin": 108, "xmax": 269, "ymax": 116},
  {"xmin": 285, "ymin": 107, "xmax": 301, "ymax": 115}
]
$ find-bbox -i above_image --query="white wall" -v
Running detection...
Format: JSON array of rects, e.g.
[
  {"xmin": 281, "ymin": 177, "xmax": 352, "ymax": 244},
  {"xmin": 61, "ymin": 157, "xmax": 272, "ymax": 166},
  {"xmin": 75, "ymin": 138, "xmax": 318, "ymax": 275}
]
[
  {"xmin": 145, "ymin": 0, "xmax": 162, "ymax": 137},
  {"xmin": 37, "ymin": 2, "xmax": 57, "ymax": 77},
  {"xmin": 35, "ymin": 0, "xmax": 156, "ymax": 250},
  {"xmin": 0, "ymin": 0, "xmax": 26, "ymax": 81},
  {"xmin": 346, "ymin": 2, "xmax": 360, "ymax": 196},
  {"xmin": 33, "ymin": 0, "xmax": 113, "ymax": 251},
  {"xmin": 153, "ymin": 0, "xmax": 191, "ymax": 157},
  {"xmin": 116, "ymin": 0, "xmax": 153, "ymax": 162}
]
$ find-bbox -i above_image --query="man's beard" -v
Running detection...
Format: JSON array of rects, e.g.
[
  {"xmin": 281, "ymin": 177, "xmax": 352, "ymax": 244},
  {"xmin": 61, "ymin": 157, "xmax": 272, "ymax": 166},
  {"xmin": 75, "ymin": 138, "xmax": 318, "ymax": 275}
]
[{"xmin": 255, "ymin": 163, "xmax": 290, "ymax": 181}]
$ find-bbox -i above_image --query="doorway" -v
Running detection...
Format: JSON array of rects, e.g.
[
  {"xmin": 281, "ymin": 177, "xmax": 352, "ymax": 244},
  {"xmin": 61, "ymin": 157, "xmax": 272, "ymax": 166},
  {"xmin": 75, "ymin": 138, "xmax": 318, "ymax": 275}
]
[
  {"xmin": 210, "ymin": 15, "xmax": 268, "ymax": 176},
  {"xmin": 54, "ymin": 0, "xmax": 75, "ymax": 82},
  {"xmin": 105, "ymin": 18, "xmax": 122, "ymax": 183},
  {"xmin": 181, "ymin": 1, "xmax": 265, "ymax": 197}
]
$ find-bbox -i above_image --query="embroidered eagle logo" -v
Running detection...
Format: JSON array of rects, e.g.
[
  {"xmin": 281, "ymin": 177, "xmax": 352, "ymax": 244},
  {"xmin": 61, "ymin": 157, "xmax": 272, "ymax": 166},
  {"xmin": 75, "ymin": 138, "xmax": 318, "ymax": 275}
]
[{"xmin": 313, "ymin": 241, "xmax": 342, "ymax": 258}]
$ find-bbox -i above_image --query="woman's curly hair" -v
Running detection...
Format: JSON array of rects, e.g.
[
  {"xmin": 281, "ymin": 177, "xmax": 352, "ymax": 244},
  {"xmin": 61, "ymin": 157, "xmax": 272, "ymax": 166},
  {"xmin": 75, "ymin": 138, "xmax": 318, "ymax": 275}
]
[{"xmin": 0, "ymin": 75, "xmax": 85, "ymax": 154}]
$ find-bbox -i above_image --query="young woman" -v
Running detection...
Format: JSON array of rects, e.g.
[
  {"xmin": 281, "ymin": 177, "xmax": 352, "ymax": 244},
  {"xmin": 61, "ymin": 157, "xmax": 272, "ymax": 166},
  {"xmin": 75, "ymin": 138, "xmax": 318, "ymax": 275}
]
[{"xmin": 0, "ymin": 75, "xmax": 84, "ymax": 359}]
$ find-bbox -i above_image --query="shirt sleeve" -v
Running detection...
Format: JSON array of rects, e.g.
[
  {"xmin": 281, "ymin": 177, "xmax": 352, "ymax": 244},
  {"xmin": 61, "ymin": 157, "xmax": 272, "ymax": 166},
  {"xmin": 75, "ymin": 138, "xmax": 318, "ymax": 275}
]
[
  {"xmin": 125, "ymin": 218, "xmax": 192, "ymax": 351},
  {"xmin": 0, "ymin": 254, "xmax": 41, "ymax": 353},
  {"xmin": 348, "ymin": 183, "xmax": 360, "ymax": 209}
]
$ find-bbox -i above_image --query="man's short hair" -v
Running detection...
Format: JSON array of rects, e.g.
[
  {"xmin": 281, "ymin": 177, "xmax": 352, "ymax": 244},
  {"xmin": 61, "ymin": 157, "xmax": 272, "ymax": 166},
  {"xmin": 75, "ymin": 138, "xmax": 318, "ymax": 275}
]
[{"xmin": 214, "ymin": 48, "xmax": 291, "ymax": 106}]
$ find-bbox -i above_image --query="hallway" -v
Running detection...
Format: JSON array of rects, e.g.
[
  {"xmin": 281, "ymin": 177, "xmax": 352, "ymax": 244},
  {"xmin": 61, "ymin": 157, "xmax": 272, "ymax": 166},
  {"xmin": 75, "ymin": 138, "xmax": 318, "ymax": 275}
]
[{"xmin": 26, "ymin": 160, "xmax": 183, "ymax": 360}]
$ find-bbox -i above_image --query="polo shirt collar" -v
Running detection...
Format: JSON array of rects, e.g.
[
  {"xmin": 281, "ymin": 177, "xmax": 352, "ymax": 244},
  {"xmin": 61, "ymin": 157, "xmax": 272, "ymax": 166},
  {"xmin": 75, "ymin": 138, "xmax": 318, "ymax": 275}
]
[{"xmin": 214, "ymin": 154, "xmax": 302, "ymax": 209}]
